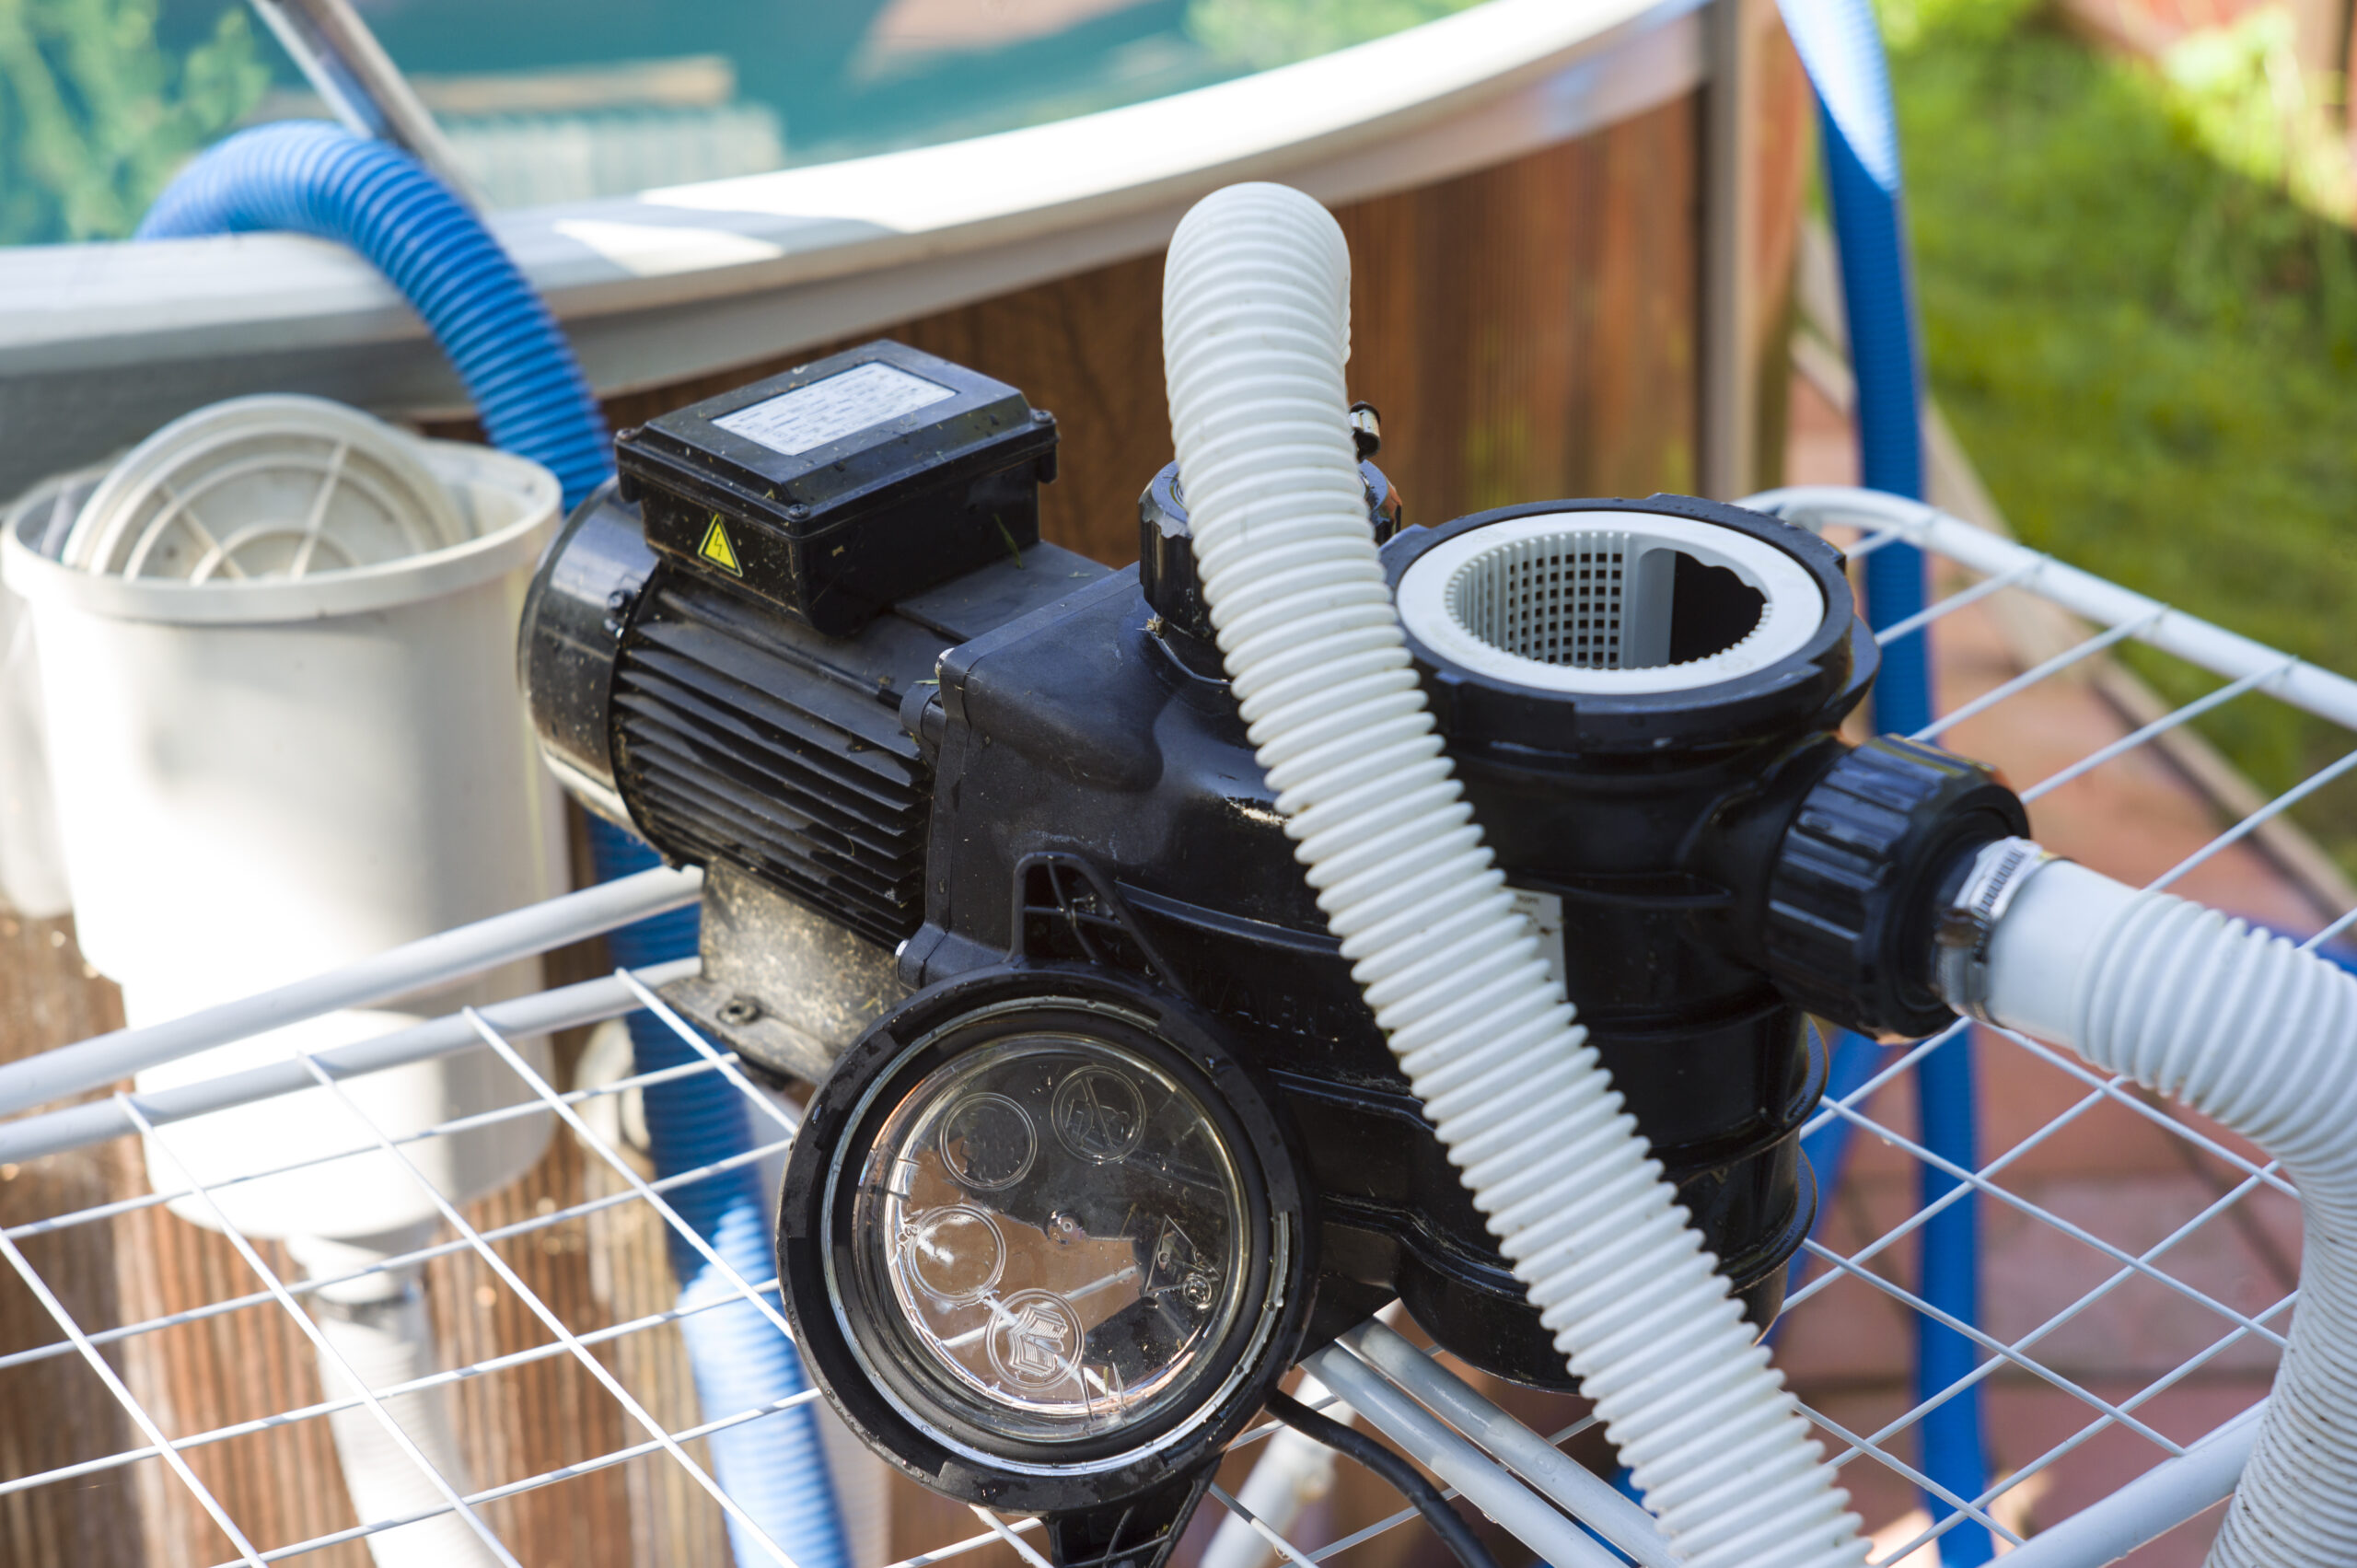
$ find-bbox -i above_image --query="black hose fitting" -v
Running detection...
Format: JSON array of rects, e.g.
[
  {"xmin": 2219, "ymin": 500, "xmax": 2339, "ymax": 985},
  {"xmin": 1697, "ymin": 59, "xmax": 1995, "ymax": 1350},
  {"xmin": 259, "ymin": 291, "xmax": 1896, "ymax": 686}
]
[{"xmin": 1764, "ymin": 736, "xmax": 2029, "ymax": 1040}]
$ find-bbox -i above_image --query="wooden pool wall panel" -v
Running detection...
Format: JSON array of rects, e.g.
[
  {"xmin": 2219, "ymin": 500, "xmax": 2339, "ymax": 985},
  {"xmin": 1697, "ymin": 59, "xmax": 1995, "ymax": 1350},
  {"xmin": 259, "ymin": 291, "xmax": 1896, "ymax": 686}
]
[{"xmin": 596, "ymin": 98, "xmax": 1710, "ymax": 569}]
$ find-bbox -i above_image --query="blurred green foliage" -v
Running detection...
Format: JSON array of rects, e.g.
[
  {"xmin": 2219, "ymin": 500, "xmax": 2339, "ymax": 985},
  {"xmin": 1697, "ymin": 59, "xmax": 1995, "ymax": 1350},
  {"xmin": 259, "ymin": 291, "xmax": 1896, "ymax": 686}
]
[
  {"xmin": 1184, "ymin": 0, "xmax": 1487, "ymax": 70},
  {"xmin": 2160, "ymin": 8, "xmax": 2350, "ymax": 210},
  {"xmin": 0, "ymin": 0, "xmax": 1493, "ymax": 242},
  {"xmin": 1889, "ymin": 0, "xmax": 2357, "ymax": 865},
  {"xmin": 0, "ymin": 0, "xmax": 265, "ymax": 244}
]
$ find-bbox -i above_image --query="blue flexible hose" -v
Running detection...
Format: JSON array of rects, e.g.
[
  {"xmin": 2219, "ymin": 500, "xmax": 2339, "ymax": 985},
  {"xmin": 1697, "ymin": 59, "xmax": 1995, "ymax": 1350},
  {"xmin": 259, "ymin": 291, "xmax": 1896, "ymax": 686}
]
[
  {"xmin": 139, "ymin": 121, "xmax": 849, "ymax": 1568},
  {"xmin": 136, "ymin": 122, "xmax": 610, "ymax": 511},
  {"xmin": 1774, "ymin": 3, "xmax": 1993, "ymax": 1560},
  {"xmin": 589, "ymin": 820, "xmax": 851, "ymax": 1568}
]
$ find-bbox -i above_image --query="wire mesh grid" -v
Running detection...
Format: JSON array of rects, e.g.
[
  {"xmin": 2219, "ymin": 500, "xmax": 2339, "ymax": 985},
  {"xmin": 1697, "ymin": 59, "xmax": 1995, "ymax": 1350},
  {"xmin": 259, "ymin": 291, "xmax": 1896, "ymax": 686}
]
[{"xmin": 0, "ymin": 488, "xmax": 2337, "ymax": 1568}]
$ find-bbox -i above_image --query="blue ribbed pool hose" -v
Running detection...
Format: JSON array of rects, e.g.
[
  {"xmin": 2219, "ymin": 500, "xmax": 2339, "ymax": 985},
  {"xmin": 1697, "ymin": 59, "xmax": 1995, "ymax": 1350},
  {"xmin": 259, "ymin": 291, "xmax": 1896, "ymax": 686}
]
[
  {"xmin": 139, "ymin": 121, "xmax": 849, "ymax": 1568},
  {"xmin": 589, "ymin": 820, "xmax": 850, "ymax": 1568},
  {"xmin": 137, "ymin": 122, "xmax": 611, "ymax": 511},
  {"xmin": 1776, "ymin": 1, "xmax": 1993, "ymax": 1559}
]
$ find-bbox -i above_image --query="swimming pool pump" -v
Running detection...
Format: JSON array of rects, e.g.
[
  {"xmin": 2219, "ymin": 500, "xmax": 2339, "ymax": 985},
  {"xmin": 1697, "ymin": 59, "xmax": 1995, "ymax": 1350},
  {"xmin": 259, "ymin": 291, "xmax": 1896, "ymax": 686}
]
[{"xmin": 519, "ymin": 338, "xmax": 2026, "ymax": 1567}]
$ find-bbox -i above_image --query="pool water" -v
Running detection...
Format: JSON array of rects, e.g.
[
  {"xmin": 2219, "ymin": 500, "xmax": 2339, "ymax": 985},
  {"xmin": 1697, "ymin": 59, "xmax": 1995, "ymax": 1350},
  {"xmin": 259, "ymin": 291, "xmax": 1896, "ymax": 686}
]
[
  {"xmin": 358, "ymin": 0, "xmax": 1225, "ymax": 168},
  {"xmin": 186, "ymin": 0, "xmax": 1484, "ymax": 205}
]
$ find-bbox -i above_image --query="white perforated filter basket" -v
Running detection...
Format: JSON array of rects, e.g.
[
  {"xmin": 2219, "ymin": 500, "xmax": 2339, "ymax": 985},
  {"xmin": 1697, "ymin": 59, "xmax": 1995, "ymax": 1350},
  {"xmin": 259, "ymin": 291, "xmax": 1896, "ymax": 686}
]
[
  {"xmin": 1395, "ymin": 511, "xmax": 1825, "ymax": 694},
  {"xmin": 0, "ymin": 412, "xmax": 562, "ymax": 1240}
]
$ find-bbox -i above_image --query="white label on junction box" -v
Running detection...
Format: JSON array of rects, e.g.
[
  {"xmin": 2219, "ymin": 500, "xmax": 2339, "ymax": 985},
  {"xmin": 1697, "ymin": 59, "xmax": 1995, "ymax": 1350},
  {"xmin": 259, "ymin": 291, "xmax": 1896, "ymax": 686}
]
[{"xmin": 714, "ymin": 362, "xmax": 956, "ymax": 458}]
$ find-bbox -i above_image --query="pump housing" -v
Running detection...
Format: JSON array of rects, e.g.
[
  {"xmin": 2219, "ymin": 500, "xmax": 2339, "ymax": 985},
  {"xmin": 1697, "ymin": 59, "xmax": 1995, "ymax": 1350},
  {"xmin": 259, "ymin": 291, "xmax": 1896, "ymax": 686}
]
[{"xmin": 519, "ymin": 339, "xmax": 2026, "ymax": 1568}]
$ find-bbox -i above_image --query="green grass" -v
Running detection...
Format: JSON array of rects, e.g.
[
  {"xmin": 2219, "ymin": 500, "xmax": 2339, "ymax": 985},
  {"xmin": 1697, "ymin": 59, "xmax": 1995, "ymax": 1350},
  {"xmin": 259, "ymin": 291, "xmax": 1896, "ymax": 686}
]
[
  {"xmin": 0, "ymin": 0, "xmax": 265, "ymax": 246},
  {"xmin": 1889, "ymin": 0, "xmax": 2357, "ymax": 865}
]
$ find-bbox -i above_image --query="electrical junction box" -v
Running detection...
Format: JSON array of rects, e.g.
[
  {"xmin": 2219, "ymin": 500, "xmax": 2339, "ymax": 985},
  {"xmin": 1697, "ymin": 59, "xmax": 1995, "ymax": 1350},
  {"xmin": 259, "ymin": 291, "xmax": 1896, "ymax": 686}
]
[{"xmin": 614, "ymin": 341, "xmax": 1059, "ymax": 634}]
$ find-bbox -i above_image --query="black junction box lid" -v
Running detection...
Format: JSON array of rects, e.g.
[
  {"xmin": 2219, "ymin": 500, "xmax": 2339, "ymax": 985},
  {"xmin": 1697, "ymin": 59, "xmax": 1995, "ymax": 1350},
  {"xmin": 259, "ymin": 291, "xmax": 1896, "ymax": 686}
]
[{"xmin": 615, "ymin": 340, "xmax": 1058, "ymax": 633}]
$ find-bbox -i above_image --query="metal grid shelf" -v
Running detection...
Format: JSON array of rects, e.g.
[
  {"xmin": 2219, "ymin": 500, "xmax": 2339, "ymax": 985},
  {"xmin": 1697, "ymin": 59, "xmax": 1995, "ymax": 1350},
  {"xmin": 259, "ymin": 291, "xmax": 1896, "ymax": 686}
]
[{"xmin": 0, "ymin": 485, "xmax": 2337, "ymax": 1568}]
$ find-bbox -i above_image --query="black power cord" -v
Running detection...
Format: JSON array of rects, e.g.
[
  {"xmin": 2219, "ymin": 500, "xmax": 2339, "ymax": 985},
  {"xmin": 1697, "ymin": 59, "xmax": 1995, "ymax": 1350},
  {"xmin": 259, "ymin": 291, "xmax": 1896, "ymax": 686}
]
[{"xmin": 1265, "ymin": 1389, "xmax": 1504, "ymax": 1568}]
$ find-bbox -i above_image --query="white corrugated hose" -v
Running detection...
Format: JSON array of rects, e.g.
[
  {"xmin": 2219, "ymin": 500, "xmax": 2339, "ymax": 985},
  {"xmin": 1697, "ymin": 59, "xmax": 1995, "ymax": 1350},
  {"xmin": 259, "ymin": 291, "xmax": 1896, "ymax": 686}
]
[
  {"xmin": 1161, "ymin": 180, "xmax": 1869, "ymax": 1568},
  {"xmin": 1981, "ymin": 854, "xmax": 2357, "ymax": 1568},
  {"xmin": 290, "ymin": 1230, "xmax": 496, "ymax": 1568}
]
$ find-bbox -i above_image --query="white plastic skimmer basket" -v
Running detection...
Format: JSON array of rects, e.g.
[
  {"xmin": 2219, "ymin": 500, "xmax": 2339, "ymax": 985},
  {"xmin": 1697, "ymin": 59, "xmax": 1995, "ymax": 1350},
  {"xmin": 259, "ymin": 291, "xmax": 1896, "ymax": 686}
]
[
  {"xmin": 60, "ymin": 394, "xmax": 468, "ymax": 583},
  {"xmin": 0, "ymin": 398, "xmax": 563, "ymax": 1241}
]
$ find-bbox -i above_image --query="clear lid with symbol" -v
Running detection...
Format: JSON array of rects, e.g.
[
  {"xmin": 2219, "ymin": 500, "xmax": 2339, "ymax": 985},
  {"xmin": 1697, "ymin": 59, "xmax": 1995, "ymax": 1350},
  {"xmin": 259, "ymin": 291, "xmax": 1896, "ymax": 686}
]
[{"xmin": 844, "ymin": 1032, "xmax": 1248, "ymax": 1446}]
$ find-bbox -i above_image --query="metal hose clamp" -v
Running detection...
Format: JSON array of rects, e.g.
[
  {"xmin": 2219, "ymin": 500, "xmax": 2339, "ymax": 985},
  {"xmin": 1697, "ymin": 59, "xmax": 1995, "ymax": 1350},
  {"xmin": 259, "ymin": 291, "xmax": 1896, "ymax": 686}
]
[{"xmin": 1933, "ymin": 836, "xmax": 2060, "ymax": 1024}]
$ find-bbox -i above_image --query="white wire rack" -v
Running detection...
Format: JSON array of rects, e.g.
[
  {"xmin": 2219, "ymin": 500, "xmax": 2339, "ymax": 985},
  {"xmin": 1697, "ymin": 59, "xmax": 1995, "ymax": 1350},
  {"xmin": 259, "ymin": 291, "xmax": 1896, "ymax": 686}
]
[{"xmin": 0, "ymin": 489, "xmax": 2340, "ymax": 1568}]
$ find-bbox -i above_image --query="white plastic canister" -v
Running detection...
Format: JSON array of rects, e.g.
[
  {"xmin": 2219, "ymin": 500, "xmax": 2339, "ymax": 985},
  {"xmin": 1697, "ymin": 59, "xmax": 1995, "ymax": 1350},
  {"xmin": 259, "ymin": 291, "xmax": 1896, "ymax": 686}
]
[
  {"xmin": 0, "ymin": 399, "xmax": 560, "ymax": 1240},
  {"xmin": 0, "ymin": 466, "xmax": 96, "ymax": 920}
]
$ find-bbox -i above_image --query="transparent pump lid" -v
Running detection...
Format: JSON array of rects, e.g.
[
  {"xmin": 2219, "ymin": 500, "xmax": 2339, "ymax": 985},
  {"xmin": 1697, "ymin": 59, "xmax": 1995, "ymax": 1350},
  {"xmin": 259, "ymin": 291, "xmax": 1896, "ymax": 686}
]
[{"xmin": 845, "ymin": 1033, "xmax": 1248, "ymax": 1446}]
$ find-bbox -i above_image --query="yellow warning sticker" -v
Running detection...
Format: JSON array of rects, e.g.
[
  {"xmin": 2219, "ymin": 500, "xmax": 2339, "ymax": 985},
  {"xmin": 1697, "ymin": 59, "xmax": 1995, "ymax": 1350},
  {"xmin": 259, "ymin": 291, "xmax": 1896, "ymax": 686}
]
[{"xmin": 698, "ymin": 516, "xmax": 743, "ymax": 576}]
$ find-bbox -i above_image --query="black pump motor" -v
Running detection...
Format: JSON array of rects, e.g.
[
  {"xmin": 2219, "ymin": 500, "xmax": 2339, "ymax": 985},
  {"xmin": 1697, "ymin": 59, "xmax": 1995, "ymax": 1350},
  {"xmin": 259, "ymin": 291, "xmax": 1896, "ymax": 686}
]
[{"xmin": 520, "ymin": 339, "xmax": 2025, "ymax": 1566}]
